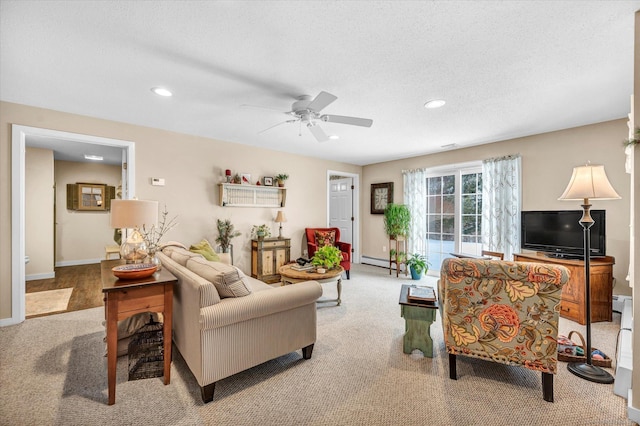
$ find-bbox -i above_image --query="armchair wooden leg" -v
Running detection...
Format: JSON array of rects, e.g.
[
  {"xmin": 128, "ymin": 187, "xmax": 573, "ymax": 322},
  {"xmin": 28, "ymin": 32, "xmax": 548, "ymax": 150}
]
[
  {"xmin": 201, "ymin": 383, "xmax": 216, "ymax": 403},
  {"xmin": 302, "ymin": 343, "xmax": 314, "ymax": 359},
  {"xmin": 449, "ymin": 353, "xmax": 457, "ymax": 380},
  {"xmin": 346, "ymin": 270, "xmax": 350, "ymax": 280},
  {"xmin": 542, "ymin": 372, "xmax": 554, "ymax": 402}
]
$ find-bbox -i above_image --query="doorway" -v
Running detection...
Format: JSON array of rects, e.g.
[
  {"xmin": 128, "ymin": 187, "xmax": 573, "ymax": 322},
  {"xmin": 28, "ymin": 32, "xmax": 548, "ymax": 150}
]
[
  {"xmin": 6, "ymin": 125, "xmax": 135, "ymax": 326},
  {"xmin": 327, "ymin": 170, "xmax": 359, "ymax": 263}
]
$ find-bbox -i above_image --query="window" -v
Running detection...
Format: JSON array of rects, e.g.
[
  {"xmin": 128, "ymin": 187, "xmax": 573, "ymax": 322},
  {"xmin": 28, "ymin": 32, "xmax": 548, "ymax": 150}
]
[{"xmin": 425, "ymin": 167, "xmax": 482, "ymax": 271}]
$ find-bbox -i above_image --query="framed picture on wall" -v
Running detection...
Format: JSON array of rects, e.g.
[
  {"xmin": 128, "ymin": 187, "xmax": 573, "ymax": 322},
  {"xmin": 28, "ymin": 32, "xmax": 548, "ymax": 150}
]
[
  {"xmin": 241, "ymin": 173, "xmax": 251, "ymax": 185},
  {"xmin": 263, "ymin": 176, "xmax": 274, "ymax": 186},
  {"xmin": 371, "ymin": 182, "xmax": 393, "ymax": 214}
]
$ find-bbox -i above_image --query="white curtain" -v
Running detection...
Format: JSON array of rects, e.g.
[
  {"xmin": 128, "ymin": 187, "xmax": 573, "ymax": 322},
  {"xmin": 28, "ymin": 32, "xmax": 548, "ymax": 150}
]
[
  {"xmin": 403, "ymin": 168, "xmax": 427, "ymax": 255},
  {"xmin": 482, "ymin": 155, "xmax": 521, "ymax": 260}
]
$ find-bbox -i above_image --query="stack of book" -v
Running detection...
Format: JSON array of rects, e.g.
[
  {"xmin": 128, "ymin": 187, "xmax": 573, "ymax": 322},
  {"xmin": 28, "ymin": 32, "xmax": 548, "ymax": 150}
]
[
  {"xmin": 291, "ymin": 263, "xmax": 315, "ymax": 272},
  {"xmin": 407, "ymin": 285, "xmax": 436, "ymax": 304}
]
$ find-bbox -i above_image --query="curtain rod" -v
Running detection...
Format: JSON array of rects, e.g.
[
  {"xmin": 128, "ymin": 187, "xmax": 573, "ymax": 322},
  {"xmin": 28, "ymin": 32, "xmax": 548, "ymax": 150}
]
[{"xmin": 483, "ymin": 154, "xmax": 520, "ymax": 163}]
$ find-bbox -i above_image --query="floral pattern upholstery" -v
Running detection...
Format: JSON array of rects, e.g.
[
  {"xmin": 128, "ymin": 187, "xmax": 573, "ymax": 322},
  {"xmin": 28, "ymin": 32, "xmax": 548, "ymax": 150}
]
[
  {"xmin": 314, "ymin": 230, "xmax": 336, "ymax": 247},
  {"xmin": 439, "ymin": 258, "xmax": 570, "ymax": 375}
]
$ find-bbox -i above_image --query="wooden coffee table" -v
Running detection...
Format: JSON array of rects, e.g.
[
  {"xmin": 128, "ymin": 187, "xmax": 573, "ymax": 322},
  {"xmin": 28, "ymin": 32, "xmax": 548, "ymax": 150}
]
[
  {"xmin": 279, "ymin": 264, "xmax": 344, "ymax": 305},
  {"xmin": 399, "ymin": 284, "xmax": 439, "ymax": 357}
]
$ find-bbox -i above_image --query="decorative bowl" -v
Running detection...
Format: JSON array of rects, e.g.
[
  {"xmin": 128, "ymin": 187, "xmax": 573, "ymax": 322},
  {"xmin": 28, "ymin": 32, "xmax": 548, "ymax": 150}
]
[{"xmin": 112, "ymin": 263, "xmax": 157, "ymax": 280}]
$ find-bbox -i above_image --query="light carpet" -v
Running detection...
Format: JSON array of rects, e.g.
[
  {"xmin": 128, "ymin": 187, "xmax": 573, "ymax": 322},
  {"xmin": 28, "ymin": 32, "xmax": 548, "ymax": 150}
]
[
  {"xmin": 0, "ymin": 264, "xmax": 634, "ymax": 425},
  {"xmin": 25, "ymin": 287, "xmax": 73, "ymax": 317}
]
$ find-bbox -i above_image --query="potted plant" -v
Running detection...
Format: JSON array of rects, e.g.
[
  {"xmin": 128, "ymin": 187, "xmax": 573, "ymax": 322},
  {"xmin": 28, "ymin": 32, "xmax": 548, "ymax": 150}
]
[
  {"xmin": 251, "ymin": 224, "xmax": 271, "ymax": 240},
  {"xmin": 311, "ymin": 245, "xmax": 343, "ymax": 273},
  {"xmin": 384, "ymin": 203, "xmax": 411, "ymax": 239},
  {"xmin": 406, "ymin": 253, "xmax": 430, "ymax": 280},
  {"xmin": 215, "ymin": 219, "xmax": 241, "ymax": 253},
  {"xmin": 275, "ymin": 173, "xmax": 289, "ymax": 187}
]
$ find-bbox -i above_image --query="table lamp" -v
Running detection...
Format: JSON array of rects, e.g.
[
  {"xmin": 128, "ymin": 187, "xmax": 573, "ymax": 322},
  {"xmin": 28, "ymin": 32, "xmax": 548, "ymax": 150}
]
[
  {"xmin": 558, "ymin": 163, "xmax": 620, "ymax": 384},
  {"xmin": 275, "ymin": 210, "xmax": 287, "ymax": 238},
  {"xmin": 110, "ymin": 199, "xmax": 159, "ymax": 263}
]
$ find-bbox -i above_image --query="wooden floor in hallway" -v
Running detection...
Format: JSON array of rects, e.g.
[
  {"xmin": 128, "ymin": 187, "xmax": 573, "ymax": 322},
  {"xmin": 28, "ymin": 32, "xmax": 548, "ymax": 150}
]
[{"xmin": 26, "ymin": 263, "xmax": 103, "ymax": 319}]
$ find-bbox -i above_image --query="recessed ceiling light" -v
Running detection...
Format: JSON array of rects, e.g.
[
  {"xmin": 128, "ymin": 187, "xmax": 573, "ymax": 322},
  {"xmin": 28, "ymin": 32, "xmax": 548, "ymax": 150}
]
[
  {"xmin": 424, "ymin": 99, "xmax": 446, "ymax": 109},
  {"xmin": 329, "ymin": 135, "xmax": 339, "ymax": 140},
  {"xmin": 151, "ymin": 87, "xmax": 173, "ymax": 97},
  {"xmin": 84, "ymin": 154, "xmax": 103, "ymax": 161}
]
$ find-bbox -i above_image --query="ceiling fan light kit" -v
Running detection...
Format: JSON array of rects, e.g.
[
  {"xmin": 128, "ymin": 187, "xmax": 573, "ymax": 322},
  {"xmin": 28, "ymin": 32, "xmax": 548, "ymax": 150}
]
[{"xmin": 258, "ymin": 91, "xmax": 373, "ymax": 142}]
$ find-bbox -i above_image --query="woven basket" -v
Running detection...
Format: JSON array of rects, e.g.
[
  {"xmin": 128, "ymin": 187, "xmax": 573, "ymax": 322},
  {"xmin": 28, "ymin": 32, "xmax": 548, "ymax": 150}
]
[{"xmin": 557, "ymin": 330, "xmax": 612, "ymax": 368}]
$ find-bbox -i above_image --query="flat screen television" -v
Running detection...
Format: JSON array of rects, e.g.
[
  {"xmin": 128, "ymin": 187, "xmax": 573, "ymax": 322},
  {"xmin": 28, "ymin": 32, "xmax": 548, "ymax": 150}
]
[{"xmin": 520, "ymin": 210, "xmax": 606, "ymax": 259}]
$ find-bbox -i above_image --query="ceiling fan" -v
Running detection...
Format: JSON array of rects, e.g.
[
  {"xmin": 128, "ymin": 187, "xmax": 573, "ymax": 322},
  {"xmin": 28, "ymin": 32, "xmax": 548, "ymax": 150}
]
[{"xmin": 254, "ymin": 91, "xmax": 373, "ymax": 142}]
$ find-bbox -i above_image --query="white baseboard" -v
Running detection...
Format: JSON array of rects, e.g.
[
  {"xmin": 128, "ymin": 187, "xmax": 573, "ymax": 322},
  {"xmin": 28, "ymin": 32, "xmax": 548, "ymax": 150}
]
[
  {"xmin": 628, "ymin": 390, "xmax": 640, "ymax": 423},
  {"xmin": 55, "ymin": 258, "xmax": 101, "ymax": 267},
  {"xmin": 25, "ymin": 272, "xmax": 55, "ymax": 281}
]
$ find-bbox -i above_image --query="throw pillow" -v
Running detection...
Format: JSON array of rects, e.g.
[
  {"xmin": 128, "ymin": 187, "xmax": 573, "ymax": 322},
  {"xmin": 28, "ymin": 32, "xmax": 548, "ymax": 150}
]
[
  {"xmin": 189, "ymin": 239, "xmax": 220, "ymax": 262},
  {"xmin": 186, "ymin": 257, "xmax": 251, "ymax": 298},
  {"xmin": 314, "ymin": 230, "xmax": 336, "ymax": 247}
]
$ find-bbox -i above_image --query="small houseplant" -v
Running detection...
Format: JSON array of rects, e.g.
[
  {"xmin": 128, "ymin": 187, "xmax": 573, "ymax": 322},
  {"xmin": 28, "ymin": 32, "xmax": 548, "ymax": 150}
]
[
  {"xmin": 384, "ymin": 203, "xmax": 411, "ymax": 239},
  {"xmin": 215, "ymin": 218, "xmax": 241, "ymax": 253},
  {"xmin": 251, "ymin": 224, "xmax": 271, "ymax": 240},
  {"xmin": 406, "ymin": 253, "xmax": 430, "ymax": 280},
  {"xmin": 275, "ymin": 173, "xmax": 289, "ymax": 187},
  {"xmin": 311, "ymin": 245, "xmax": 342, "ymax": 272}
]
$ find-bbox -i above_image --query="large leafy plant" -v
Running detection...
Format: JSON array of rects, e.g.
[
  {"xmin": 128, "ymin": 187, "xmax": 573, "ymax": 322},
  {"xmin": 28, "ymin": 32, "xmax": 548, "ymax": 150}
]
[
  {"xmin": 383, "ymin": 203, "xmax": 411, "ymax": 239},
  {"xmin": 215, "ymin": 219, "xmax": 241, "ymax": 252},
  {"xmin": 311, "ymin": 245, "xmax": 343, "ymax": 269},
  {"xmin": 406, "ymin": 253, "xmax": 430, "ymax": 275}
]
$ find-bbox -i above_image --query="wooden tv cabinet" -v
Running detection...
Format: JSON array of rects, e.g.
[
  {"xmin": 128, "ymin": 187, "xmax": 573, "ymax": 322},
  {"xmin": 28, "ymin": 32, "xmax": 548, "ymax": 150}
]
[{"xmin": 513, "ymin": 252, "xmax": 614, "ymax": 325}]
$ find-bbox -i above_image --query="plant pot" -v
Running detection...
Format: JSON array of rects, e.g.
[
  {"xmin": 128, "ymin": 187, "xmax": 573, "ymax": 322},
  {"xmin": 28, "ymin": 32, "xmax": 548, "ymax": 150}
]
[
  {"xmin": 256, "ymin": 232, "xmax": 265, "ymax": 240},
  {"xmin": 410, "ymin": 266, "xmax": 422, "ymax": 280}
]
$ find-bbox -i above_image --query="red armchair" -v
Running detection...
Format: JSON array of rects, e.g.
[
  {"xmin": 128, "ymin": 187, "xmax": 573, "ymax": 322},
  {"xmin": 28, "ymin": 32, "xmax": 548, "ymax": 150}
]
[{"xmin": 305, "ymin": 228, "xmax": 351, "ymax": 279}]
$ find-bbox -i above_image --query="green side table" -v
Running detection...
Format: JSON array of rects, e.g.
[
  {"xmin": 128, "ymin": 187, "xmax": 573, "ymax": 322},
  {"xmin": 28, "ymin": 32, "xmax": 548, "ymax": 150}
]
[{"xmin": 399, "ymin": 284, "xmax": 439, "ymax": 357}]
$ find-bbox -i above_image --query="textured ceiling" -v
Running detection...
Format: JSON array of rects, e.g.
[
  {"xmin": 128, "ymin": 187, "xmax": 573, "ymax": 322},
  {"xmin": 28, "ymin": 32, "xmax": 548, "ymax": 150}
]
[{"xmin": 2, "ymin": 1, "xmax": 639, "ymax": 166}]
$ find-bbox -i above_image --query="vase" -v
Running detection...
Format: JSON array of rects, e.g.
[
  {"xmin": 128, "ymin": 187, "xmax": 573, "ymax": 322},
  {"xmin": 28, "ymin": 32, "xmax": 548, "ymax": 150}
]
[{"xmin": 148, "ymin": 250, "xmax": 162, "ymax": 271}]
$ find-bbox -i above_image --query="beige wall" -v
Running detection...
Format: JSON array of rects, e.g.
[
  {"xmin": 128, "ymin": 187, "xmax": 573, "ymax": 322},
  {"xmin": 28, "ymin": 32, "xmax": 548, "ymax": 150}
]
[
  {"xmin": 361, "ymin": 119, "xmax": 632, "ymax": 295},
  {"xmin": 54, "ymin": 160, "xmax": 121, "ymax": 264},
  {"xmin": 25, "ymin": 147, "xmax": 54, "ymax": 279},
  {"xmin": 0, "ymin": 101, "xmax": 361, "ymax": 320}
]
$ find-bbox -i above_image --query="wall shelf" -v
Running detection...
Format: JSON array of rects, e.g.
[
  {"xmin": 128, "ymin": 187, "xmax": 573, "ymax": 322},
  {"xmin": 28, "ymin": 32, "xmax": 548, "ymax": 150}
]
[{"xmin": 218, "ymin": 183, "xmax": 286, "ymax": 207}]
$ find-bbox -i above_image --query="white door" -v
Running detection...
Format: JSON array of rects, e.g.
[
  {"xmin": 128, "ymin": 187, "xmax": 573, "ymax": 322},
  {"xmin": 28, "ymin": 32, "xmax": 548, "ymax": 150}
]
[{"xmin": 329, "ymin": 178, "xmax": 353, "ymax": 246}]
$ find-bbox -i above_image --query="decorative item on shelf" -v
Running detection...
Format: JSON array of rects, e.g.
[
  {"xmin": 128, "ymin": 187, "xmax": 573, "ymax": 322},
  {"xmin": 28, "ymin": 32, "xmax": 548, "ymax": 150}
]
[
  {"xmin": 251, "ymin": 224, "xmax": 271, "ymax": 240},
  {"xmin": 558, "ymin": 162, "xmax": 620, "ymax": 384},
  {"xmin": 140, "ymin": 205, "xmax": 178, "ymax": 270},
  {"xmin": 225, "ymin": 169, "xmax": 232, "ymax": 183},
  {"xmin": 275, "ymin": 173, "xmax": 289, "ymax": 187},
  {"xmin": 215, "ymin": 218, "xmax": 241, "ymax": 263},
  {"xmin": 311, "ymin": 245, "xmax": 342, "ymax": 271},
  {"xmin": 233, "ymin": 173, "xmax": 241, "ymax": 184},
  {"xmin": 110, "ymin": 199, "xmax": 159, "ymax": 265},
  {"xmin": 255, "ymin": 180, "xmax": 261, "ymax": 185},
  {"xmin": 371, "ymin": 182, "xmax": 393, "ymax": 214},
  {"xmin": 263, "ymin": 176, "xmax": 274, "ymax": 186},
  {"xmin": 406, "ymin": 253, "xmax": 430, "ymax": 280},
  {"xmin": 383, "ymin": 203, "xmax": 411, "ymax": 239},
  {"xmin": 241, "ymin": 173, "xmax": 251, "ymax": 185},
  {"xmin": 274, "ymin": 210, "xmax": 287, "ymax": 238}
]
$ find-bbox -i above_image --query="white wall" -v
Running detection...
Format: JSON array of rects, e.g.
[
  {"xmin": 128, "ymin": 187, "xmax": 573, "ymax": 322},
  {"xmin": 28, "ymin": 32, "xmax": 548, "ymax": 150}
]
[
  {"xmin": 25, "ymin": 147, "xmax": 54, "ymax": 279},
  {"xmin": 54, "ymin": 160, "xmax": 121, "ymax": 265}
]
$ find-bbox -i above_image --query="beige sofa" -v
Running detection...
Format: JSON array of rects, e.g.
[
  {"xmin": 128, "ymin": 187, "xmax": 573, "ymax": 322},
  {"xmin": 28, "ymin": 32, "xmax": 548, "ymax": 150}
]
[{"xmin": 158, "ymin": 244, "xmax": 322, "ymax": 403}]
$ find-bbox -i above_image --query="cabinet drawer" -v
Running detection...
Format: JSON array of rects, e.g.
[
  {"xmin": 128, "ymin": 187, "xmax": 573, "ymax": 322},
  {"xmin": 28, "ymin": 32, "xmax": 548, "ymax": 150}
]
[
  {"xmin": 262, "ymin": 241, "xmax": 287, "ymax": 248},
  {"xmin": 559, "ymin": 300, "xmax": 583, "ymax": 324}
]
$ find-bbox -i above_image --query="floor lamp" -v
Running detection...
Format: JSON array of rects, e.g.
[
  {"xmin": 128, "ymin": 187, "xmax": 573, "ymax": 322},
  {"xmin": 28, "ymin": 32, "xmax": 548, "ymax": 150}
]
[{"xmin": 558, "ymin": 163, "xmax": 620, "ymax": 384}]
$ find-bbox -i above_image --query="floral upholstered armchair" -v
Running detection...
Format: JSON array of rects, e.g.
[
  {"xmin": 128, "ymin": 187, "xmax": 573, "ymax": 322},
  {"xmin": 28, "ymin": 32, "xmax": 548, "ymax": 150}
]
[
  {"xmin": 305, "ymin": 228, "xmax": 351, "ymax": 279},
  {"xmin": 439, "ymin": 258, "xmax": 570, "ymax": 402}
]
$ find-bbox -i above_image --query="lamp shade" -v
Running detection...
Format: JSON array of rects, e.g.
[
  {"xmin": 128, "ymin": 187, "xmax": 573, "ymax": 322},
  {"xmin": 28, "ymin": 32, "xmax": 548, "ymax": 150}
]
[
  {"xmin": 110, "ymin": 199, "xmax": 159, "ymax": 229},
  {"xmin": 275, "ymin": 211, "xmax": 287, "ymax": 223},
  {"xmin": 558, "ymin": 164, "xmax": 620, "ymax": 201}
]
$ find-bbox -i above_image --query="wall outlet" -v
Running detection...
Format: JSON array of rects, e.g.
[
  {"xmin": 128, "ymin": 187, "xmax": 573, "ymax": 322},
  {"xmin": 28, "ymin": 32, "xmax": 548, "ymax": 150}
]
[
  {"xmin": 382, "ymin": 246, "xmax": 387, "ymax": 252},
  {"xmin": 151, "ymin": 177, "xmax": 165, "ymax": 186}
]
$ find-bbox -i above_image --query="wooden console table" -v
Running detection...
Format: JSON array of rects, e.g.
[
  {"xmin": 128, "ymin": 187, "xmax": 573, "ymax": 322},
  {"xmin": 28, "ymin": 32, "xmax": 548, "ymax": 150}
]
[
  {"xmin": 513, "ymin": 252, "xmax": 614, "ymax": 325},
  {"xmin": 101, "ymin": 260, "xmax": 176, "ymax": 405}
]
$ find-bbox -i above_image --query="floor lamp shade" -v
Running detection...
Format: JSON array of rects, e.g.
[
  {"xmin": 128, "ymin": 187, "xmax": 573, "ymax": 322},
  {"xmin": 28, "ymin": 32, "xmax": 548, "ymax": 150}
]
[
  {"xmin": 558, "ymin": 163, "xmax": 619, "ymax": 384},
  {"xmin": 110, "ymin": 199, "xmax": 159, "ymax": 263}
]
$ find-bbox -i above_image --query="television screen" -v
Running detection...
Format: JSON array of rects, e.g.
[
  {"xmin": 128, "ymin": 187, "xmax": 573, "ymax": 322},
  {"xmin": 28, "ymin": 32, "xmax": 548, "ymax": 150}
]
[{"xmin": 521, "ymin": 210, "xmax": 606, "ymax": 258}]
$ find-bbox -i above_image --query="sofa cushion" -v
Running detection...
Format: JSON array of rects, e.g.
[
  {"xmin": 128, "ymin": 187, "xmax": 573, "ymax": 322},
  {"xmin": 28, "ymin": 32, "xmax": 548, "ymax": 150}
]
[
  {"xmin": 186, "ymin": 257, "xmax": 251, "ymax": 298},
  {"xmin": 168, "ymin": 247, "xmax": 204, "ymax": 266},
  {"xmin": 189, "ymin": 239, "xmax": 220, "ymax": 261},
  {"xmin": 314, "ymin": 230, "xmax": 336, "ymax": 247}
]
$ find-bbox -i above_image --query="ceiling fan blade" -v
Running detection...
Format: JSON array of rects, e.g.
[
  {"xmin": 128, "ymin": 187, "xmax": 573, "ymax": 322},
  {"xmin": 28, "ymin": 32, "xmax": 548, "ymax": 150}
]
[
  {"xmin": 258, "ymin": 119, "xmax": 297, "ymax": 134},
  {"xmin": 307, "ymin": 122, "xmax": 329, "ymax": 142},
  {"xmin": 321, "ymin": 114, "xmax": 373, "ymax": 127},
  {"xmin": 307, "ymin": 91, "xmax": 337, "ymax": 112}
]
